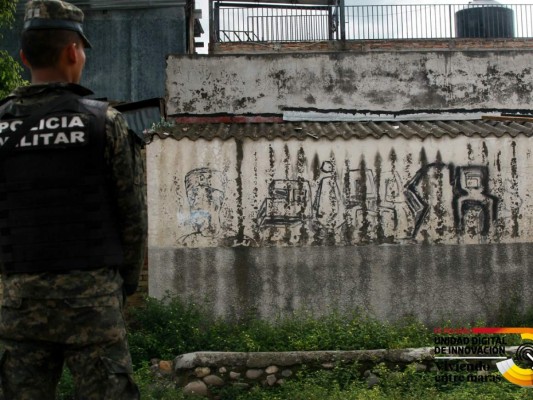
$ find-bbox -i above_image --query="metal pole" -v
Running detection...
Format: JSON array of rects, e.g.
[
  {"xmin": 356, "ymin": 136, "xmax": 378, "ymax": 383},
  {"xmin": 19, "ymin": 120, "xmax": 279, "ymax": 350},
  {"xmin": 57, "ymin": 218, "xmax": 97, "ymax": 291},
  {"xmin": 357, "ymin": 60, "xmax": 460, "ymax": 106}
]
[{"xmin": 339, "ymin": 0, "xmax": 346, "ymax": 41}]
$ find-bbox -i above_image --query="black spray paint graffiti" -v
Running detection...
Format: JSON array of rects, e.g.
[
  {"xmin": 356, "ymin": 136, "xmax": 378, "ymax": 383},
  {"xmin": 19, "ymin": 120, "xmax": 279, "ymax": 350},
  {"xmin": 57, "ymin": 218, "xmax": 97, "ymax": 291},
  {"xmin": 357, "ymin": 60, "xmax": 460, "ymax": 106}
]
[
  {"xmin": 257, "ymin": 179, "xmax": 313, "ymax": 226},
  {"xmin": 177, "ymin": 161, "xmax": 501, "ymax": 247},
  {"xmin": 178, "ymin": 167, "xmax": 255, "ymax": 247},
  {"xmin": 405, "ymin": 164, "xmax": 498, "ymax": 237}
]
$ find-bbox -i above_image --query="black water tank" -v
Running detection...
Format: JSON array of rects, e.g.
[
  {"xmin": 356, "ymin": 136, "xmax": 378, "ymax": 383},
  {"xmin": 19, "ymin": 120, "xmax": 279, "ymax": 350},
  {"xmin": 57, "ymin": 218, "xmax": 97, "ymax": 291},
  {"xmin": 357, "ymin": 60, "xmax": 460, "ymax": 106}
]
[{"xmin": 456, "ymin": 0, "xmax": 514, "ymax": 38}]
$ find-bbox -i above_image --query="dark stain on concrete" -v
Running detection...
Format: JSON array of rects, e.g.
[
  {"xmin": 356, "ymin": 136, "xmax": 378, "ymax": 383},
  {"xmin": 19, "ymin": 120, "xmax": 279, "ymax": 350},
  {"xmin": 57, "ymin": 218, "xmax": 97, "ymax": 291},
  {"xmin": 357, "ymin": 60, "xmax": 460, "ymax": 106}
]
[
  {"xmin": 419, "ymin": 148, "xmax": 430, "ymax": 244},
  {"xmin": 235, "ymin": 139, "xmax": 245, "ymax": 243},
  {"xmin": 305, "ymin": 94, "xmax": 317, "ymax": 105},
  {"xmin": 232, "ymin": 97, "xmax": 257, "ymax": 110},
  {"xmin": 357, "ymin": 156, "xmax": 371, "ymax": 243},
  {"xmin": 311, "ymin": 153, "xmax": 321, "ymax": 181},
  {"xmin": 374, "ymin": 152, "xmax": 385, "ymax": 242},
  {"xmin": 433, "ymin": 151, "xmax": 446, "ymax": 241},
  {"xmin": 252, "ymin": 151, "xmax": 260, "ymax": 243},
  {"xmin": 343, "ymin": 159, "xmax": 355, "ymax": 245},
  {"xmin": 482, "ymin": 141, "xmax": 489, "ymax": 165},
  {"xmin": 510, "ymin": 141, "xmax": 520, "ymax": 238},
  {"xmin": 467, "ymin": 143, "xmax": 474, "ymax": 162}
]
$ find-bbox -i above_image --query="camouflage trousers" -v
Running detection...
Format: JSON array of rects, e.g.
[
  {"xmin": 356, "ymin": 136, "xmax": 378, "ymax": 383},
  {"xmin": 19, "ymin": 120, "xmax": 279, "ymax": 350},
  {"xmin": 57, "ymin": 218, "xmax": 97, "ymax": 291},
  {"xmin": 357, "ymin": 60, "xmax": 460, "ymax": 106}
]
[{"xmin": 0, "ymin": 292, "xmax": 139, "ymax": 400}]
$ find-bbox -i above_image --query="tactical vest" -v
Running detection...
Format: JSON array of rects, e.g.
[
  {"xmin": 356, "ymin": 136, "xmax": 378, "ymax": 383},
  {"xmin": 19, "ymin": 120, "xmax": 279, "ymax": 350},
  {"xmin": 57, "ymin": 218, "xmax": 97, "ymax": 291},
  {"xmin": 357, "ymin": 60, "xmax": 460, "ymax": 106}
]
[{"xmin": 0, "ymin": 94, "xmax": 124, "ymax": 274}]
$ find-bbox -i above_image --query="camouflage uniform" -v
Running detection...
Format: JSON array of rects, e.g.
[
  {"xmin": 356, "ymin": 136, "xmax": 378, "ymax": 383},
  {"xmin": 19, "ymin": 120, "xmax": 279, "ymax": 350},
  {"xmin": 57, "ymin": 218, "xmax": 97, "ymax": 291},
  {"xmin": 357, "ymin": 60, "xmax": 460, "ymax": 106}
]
[{"xmin": 0, "ymin": 4, "xmax": 147, "ymax": 394}]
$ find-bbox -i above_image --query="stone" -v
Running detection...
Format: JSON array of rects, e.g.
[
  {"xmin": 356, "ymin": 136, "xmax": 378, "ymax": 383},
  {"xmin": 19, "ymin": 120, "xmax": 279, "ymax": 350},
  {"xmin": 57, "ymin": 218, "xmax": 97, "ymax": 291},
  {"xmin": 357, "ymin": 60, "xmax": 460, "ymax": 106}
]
[
  {"xmin": 277, "ymin": 379, "xmax": 285, "ymax": 386},
  {"xmin": 321, "ymin": 363, "xmax": 335, "ymax": 369},
  {"xmin": 183, "ymin": 380, "xmax": 208, "ymax": 397},
  {"xmin": 366, "ymin": 373, "xmax": 380, "ymax": 388},
  {"xmin": 266, "ymin": 374, "xmax": 277, "ymax": 386},
  {"xmin": 204, "ymin": 375, "xmax": 225, "ymax": 387},
  {"xmin": 246, "ymin": 369, "xmax": 264, "ymax": 380},
  {"xmin": 158, "ymin": 360, "xmax": 173, "ymax": 374},
  {"xmin": 219, "ymin": 367, "xmax": 227, "ymax": 374},
  {"xmin": 265, "ymin": 365, "xmax": 279, "ymax": 374},
  {"xmin": 195, "ymin": 367, "xmax": 211, "ymax": 378},
  {"xmin": 281, "ymin": 369, "xmax": 293, "ymax": 378},
  {"xmin": 413, "ymin": 363, "xmax": 427, "ymax": 372},
  {"xmin": 230, "ymin": 371, "xmax": 241, "ymax": 380}
]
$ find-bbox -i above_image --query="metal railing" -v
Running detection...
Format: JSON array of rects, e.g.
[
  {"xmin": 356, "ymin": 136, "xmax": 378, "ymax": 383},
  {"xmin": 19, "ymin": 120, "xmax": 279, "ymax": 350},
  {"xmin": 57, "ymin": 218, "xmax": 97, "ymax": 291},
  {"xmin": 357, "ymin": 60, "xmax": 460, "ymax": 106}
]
[{"xmin": 210, "ymin": 3, "xmax": 533, "ymax": 43}]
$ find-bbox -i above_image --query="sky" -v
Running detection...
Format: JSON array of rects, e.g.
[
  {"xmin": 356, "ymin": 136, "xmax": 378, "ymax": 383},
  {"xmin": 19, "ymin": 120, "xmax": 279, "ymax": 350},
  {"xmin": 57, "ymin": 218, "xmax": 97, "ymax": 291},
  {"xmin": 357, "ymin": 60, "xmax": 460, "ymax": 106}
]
[{"xmin": 195, "ymin": 0, "xmax": 533, "ymax": 53}]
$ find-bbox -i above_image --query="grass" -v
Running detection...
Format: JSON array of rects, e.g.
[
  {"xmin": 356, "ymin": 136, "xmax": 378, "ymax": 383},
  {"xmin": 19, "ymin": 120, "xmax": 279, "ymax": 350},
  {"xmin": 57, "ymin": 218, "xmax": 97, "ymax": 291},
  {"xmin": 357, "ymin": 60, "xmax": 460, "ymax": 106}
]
[{"xmin": 54, "ymin": 295, "xmax": 533, "ymax": 399}]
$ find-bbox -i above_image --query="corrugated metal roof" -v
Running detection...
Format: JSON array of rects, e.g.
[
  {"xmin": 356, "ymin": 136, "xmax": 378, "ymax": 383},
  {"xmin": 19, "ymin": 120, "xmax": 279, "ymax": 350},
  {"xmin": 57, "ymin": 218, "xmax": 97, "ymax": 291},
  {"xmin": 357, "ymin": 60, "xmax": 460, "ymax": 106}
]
[
  {"xmin": 148, "ymin": 119, "xmax": 533, "ymax": 142},
  {"xmin": 15, "ymin": 0, "xmax": 186, "ymax": 13}
]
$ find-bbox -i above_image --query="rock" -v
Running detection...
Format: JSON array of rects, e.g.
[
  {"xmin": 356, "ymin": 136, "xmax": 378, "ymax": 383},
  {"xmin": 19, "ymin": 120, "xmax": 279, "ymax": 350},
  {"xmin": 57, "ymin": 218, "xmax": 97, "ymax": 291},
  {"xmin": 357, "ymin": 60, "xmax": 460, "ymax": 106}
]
[
  {"xmin": 195, "ymin": 367, "xmax": 211, "ymax": 378},
  {"xmin": 281, "ymin": 369, "xmax": 293, "ymax": 378},
  {"xmin": 266, "ymin": 365, "xmax": 279, "ymax": 374},
  {"xmin": 230, "ymin": 371, "xmax": 241, "ymax": 380},
  {"xmin": 183, "ymin": 380, "xmax": 209, "ymax": 397},
  {"xmin": 158, "ymin": 360, "xmax": 173, "ymax": 374},
  {"xmin": 277, "ymin": 379, "xmax": 285, "ymax": 386},
  {"xmin": 219, "ymin": 367, "xmax": 227, "ymax": 374},
  {"xmin": 266, "ymin": 374, "xmax": 277, "ymax": 386},
  {"xmin": 321, "ymin": 363, "xmax": 335, "ymax": 369},
  {"xmin": 246, "ymin": 369, "xmax": 264, "ymax": 380},
  {"xmin": 413, "ymin": 363, "xmax": 427, "ymax": 372},
  {"xmin": 204, "ymin": 375, "xmax": 225, "ymax": 387},
  {"xmin": 366, "ymin": 373, "xmax": 380, "ymax": 388}
]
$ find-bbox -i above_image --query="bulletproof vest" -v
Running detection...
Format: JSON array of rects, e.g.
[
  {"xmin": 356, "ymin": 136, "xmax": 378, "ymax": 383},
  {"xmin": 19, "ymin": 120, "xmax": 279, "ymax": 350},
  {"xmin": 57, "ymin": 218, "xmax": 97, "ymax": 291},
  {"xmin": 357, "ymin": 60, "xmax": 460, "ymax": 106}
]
[{"xmin": 0, "ymin": 94, "xmax": 124, "ymax": 274}]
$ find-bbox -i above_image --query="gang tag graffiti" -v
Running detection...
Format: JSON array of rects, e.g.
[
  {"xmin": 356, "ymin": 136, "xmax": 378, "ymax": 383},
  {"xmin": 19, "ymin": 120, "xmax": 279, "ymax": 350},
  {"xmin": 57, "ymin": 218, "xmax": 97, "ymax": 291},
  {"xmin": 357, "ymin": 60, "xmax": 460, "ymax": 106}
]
[
  {"xmin": 0, "ymin": 115, "xmax": 88, "ymax": 149},
  {"xmin": 162, "ymin": 138, "xmax": 524, "ymax": 248}
]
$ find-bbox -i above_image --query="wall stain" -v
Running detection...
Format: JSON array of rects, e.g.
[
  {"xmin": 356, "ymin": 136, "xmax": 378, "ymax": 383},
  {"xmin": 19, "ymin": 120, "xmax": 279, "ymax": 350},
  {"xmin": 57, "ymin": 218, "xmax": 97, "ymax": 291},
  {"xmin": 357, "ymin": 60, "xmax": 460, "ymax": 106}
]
[
  {"xmin": 252, "ymin": 151, "xmax": 260, "ymax": 243},
  {"xmin": 342, "ymin": 158, "xmax": 355, "ymax": 244},
  {"xmin": 510, "ymin": 141, "xmax": 520, "ymax": 238},
  {"xmin": 374, "ymin": 152, "xmax": 385, "ymax": 242},
  {"xmin": 482, "ymin": 142, "xmax": 489, "ymax": 165},
  {"xmin": 357, "ymin": 156, "xmax": 371, "ymax": 243},
  {"xmin": 434, "ymin": 151, "xmax": 446, "ymax": 241},
  {"xmin": 311, "ymin": 153, "xmax": 321, "ymax": 181},
  {"xmin": 283, "ymin": 145, "xmax": 292, "ymax": 244},
  {"xmin": 235, "ymin": 139, "xmax": 245, "ymax": 244},
  {"xmin": 267, "ymin": 145, "xmax": 276, "ymax": 242},
  {"xmin": 467, "ymin": 143, "xmax": 474, "ymax": 162}
]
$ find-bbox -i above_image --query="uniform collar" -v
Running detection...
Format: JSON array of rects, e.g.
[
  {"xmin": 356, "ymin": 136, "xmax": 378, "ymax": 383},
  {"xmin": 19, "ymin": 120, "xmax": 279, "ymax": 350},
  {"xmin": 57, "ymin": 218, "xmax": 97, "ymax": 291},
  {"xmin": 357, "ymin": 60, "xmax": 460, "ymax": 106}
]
[{"xmin": 11, "ymin": 83, "xmax": 94, "ymax": 98}]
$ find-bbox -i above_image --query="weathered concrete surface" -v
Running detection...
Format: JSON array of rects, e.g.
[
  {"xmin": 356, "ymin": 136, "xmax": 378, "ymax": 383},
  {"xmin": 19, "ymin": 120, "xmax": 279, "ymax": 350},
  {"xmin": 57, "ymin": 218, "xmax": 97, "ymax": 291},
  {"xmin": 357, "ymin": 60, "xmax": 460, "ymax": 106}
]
[
  {"xmin": 149, "ymin": 243, "xmax": 533, "ymax": 323},
  {"xmin": 166, "ymin": 50, "xmax": 533, "ymax": 114},
  {"xmin": 148, "ymin": 132, "xmax": 533, "ymax": 323}
]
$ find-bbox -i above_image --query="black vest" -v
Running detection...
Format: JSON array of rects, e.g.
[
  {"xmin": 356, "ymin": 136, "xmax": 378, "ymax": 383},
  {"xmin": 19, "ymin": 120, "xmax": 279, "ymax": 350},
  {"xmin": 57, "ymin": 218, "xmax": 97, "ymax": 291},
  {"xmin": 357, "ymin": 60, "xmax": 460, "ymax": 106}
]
[{"xmin": 0, "ymin": 94, "xmax": 124, "ymax": 274}]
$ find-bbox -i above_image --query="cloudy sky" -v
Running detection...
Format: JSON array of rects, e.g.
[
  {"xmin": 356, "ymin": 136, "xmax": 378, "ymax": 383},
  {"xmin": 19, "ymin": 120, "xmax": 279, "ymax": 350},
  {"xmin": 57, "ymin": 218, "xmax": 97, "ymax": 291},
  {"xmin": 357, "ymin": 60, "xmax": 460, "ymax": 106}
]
[{"xmin": 196, "ymin": 0, "xmax": 532, "ymax": 52}]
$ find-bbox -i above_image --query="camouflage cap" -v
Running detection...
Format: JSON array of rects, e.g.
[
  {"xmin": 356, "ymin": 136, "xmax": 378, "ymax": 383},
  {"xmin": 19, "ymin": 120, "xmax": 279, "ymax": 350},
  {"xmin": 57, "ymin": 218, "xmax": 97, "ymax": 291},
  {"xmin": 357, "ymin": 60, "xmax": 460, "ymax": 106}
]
[{"xmin": 23, "ymin": 0, "xmax": 92, "ymax": 48}]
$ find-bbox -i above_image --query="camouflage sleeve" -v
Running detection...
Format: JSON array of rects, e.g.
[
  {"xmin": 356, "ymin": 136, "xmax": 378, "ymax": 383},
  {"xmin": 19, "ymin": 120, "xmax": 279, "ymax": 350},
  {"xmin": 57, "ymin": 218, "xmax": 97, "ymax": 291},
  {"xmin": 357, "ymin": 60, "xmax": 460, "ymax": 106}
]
[{"xmin": 104, "ymin": 107, "xmax": 147, "ymax": 296}]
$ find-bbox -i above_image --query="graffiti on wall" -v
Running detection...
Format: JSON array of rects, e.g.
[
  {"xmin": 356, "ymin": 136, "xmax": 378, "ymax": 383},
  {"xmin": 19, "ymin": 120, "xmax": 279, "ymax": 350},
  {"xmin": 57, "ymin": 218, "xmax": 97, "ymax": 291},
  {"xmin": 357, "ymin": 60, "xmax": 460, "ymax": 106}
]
[{"xmin": 172, "ymin": 142, "xmax": 521, "ymax": 248}]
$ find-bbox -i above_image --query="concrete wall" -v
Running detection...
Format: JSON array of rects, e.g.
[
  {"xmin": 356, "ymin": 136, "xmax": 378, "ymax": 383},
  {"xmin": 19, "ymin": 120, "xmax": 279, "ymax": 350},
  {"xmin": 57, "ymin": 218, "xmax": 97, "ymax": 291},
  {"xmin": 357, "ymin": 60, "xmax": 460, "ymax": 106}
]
[
  {"xmin": 166, "ymin": 50, "xmax": 533, "ymax": 115},
  {"xmin": 148, "ymin": 133, "xmax": 533, "ymax": 323}
]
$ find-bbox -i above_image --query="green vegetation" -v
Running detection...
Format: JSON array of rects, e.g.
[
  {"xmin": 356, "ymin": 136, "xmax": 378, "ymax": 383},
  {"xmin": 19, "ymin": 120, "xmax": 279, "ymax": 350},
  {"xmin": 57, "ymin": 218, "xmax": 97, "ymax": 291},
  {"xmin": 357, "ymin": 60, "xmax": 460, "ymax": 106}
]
[
  {"xmin": 54, "ymin": 296, "xmax": 533, "ymax": 399},
  {"xmin": 126, "ymin": 296, "xmax": 433, "ymax": 369},
  {"xmin": 0, "ymin": 0, "xmax": 26, "ymax": 98}
]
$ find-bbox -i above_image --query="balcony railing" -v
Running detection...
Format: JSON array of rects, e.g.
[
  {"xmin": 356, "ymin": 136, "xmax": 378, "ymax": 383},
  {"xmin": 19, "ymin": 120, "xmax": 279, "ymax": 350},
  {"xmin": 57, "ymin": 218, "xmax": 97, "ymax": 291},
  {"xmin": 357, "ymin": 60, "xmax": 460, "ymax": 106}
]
[{"xmin": 210, "ymin": 3, "xmax": 533, "ymax": 43}]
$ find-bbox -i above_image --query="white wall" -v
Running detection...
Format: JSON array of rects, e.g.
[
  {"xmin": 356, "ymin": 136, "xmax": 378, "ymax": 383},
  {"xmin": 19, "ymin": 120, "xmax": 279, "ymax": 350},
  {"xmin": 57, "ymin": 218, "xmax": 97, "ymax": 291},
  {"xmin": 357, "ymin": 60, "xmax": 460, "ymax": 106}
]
[{"xmin": 167, "ymin": 50, "xmax": 533, "ymax": 115}]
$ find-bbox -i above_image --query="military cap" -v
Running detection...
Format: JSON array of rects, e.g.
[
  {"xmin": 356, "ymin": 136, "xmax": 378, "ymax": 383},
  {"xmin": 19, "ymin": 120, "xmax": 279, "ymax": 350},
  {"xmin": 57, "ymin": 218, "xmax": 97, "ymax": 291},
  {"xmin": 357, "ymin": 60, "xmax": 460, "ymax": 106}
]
[{"xmin": 23, "ymin": 0, "xmax": 92, "ymax": 48}]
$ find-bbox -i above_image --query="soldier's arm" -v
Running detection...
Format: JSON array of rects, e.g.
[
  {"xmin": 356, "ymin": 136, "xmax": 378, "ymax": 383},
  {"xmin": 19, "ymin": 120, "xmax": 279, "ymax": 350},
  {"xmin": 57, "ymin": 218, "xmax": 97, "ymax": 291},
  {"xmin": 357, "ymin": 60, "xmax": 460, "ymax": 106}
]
[{"xmin": 104, "ymin": 108, "xmax": 148, "ymax": 295}]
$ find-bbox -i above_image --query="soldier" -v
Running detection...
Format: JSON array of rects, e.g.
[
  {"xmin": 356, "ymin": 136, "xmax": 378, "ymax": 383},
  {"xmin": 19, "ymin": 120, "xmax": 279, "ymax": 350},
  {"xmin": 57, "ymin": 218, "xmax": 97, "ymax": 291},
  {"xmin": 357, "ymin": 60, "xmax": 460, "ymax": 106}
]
[{"xmin": 0, "ymin": 1, "xmax": 147, "ymax": 399}]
